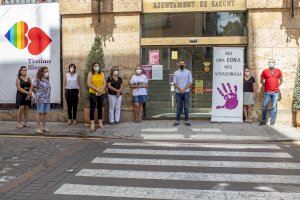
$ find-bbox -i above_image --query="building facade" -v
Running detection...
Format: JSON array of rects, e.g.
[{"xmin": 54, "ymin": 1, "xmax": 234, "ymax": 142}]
[{"xmin": 0, "ymin": 0, "xmax": 299, "ymax": 125}]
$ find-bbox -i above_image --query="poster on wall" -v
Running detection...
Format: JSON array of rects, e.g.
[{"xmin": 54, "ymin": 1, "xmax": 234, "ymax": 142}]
[
  {"xmin": 211, "ymin": 47, "xmax": 244, "ymax": 123},
  {"xmin": 152, "ymin": 65, "xmax": 163, "ymax": 80},
  {"xmin": 142, "ymin": 65, "xmax": 152, "ymax": 80},
  {"xmin": 0, "ymin": 3, "xmax": 61, "ymax": 104},
  {"xmin": 149, "ymin": 50, "xmax": 159, "ymax": 65}
]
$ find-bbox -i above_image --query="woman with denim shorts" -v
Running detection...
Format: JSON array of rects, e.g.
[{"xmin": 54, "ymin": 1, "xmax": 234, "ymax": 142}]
[
  {"xmin": 130, "ymin": 66, "xmax": 148, "ymax": 123},
  {"xmin": 33, "ymin": 67, "xmax": 51, "ymax": 134}
]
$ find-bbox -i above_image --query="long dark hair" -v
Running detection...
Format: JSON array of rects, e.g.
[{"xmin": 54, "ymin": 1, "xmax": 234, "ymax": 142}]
[
  {"xmin": 91, "ymin": 62, "xmax": 101, "ymax": 75},
  {"xmin": 18, "ymin": 66, "xmax": 27, "ymax": 77},
  {"xmin": 18, "ymin": 66, "xmax": 31, "ymax": 84}
]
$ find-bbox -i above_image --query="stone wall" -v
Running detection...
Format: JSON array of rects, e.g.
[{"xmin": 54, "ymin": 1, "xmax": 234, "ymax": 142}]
[
  {"xmin": 61, "ymin": 0, "xmax": 142, "ymax": 122},
  {"xmin": 0, "ymin": 0, "xmax": 142, "ymax": 122},
  {"xmin": 247, "ymin": 0, "xmax": 300, "ymax": 125}
]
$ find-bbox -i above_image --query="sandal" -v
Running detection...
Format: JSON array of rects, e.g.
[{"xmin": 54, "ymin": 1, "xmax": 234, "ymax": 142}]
[
  {"xmin": 23, "ymin": 124, "xmax": 31, "ymax": 128},
  {"xmin": 17, "ymin": 124, "xmax": 23, "ymax": 129},
  {"xmin": 42, "ymin": 128, "xmax": 50, "ymax": 133},
  {"xmin": 35, "ymin": 129, "xmax": 43, "ymax": 134}
]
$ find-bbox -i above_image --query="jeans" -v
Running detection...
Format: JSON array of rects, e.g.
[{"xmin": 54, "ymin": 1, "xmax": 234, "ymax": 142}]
[
  {"xmin": 176, "ymin": 92, "xmax": 190, "ymax": 122},
  {"xmin": 89, "ymin": 94, "xmax": 105, "ymax": 121},
  {"xmin": 262, "ymin": 92, "xmax": 279, "ymax": 124},
  {"xmin": 65, "ymin": 89, "xmax": 78, "ymax": 120},
  {"xmin": 108, "ymin": 94, "xmax": 122, "ymax": 123}
]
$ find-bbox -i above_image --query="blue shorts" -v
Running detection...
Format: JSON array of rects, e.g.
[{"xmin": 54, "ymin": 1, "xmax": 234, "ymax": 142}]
[
  {"xmin": 37, "ymin": 103, "xmax": 50, "ymax": 113},
  {"xmin": 133, "ymin": 95, "xmax": 148, "ymax": 104}
]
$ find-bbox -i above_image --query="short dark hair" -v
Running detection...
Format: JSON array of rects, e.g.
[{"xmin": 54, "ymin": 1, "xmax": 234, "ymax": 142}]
[
  {"xmin": 68, "ymin": 64, "xmax": 76, "ymax": 73},
  {"xmin": 91, "ymin": 62, "xmax": 101, "ymax": 75}
]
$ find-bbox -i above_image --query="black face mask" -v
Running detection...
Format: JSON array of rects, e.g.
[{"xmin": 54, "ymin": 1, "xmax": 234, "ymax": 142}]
[{"xmin": 179, "ymin": 65, "xmax": 184, "ymax": 70}]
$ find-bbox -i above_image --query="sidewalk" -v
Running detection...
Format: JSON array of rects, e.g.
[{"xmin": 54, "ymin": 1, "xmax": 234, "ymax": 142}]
[{"xmin": 0, "ymin": 120, "xmax": 300, "ymax": 142}]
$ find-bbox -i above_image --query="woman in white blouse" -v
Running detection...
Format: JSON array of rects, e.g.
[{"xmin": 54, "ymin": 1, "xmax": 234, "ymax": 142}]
[{"xmin": 64, "ymin": 64, "xmax": 81, "ymax": 125}]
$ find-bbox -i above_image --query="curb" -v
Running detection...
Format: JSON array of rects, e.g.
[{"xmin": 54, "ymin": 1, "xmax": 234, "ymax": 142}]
[{"xmin": 0, "ymin": 133, "xmax": 299, "ymax": 143}]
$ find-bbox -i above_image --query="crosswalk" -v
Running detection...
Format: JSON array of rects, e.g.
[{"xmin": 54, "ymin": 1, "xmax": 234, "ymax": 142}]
[{"xmin": 54, "ymin": 141, "xmax": 300, "ymax": 199}]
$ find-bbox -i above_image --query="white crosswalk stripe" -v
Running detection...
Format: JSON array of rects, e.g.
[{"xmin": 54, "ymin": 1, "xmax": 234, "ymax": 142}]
[
  {"xmin": 54, "ymin": 141, "xmax": 300, "ymax": 199},
  {"xmin": 141, "ymin": 134, "xmax": 270, "ymax": 141},
  {"xmin": 104, "ymin": 148, "xmax": 292, "ymax": 158},
  {"xmin": 113, "ymin": 142, "xmax": 281, "ymax": 149},
  {"xmin": 92, "ymin": 157, "xmax": 300, "ymax": 169},
  {"xmin": 76, "ymin": 169, "xmax": 300, "ymax": 184},
  {"xmin": 55, "ymin": 184, "xmax": 300, "ymax": 200}
]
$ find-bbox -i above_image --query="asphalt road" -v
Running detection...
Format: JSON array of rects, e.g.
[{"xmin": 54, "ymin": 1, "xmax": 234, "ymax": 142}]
[{"xmin": 1, "ymin": 136, "xmax": 300, "ymax": 200}]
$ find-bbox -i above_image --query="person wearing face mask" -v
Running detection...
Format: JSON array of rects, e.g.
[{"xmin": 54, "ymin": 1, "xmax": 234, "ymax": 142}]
[
  {"xmin": 173, "ymin": 59, "xmax": 193, "ymax": 126},
  {"xmin": 16, "ymin": 66, "xmax": 33, "ymax": 129},
  {"xmin": 64, "ymin": 64, "xmax": 81, "ymax": 125},
  {"xmin": 87, "ymin": 62, "xmax": 106, "ymax": 130},
  {"xmin": 130, "ymin": 65, "xmax": 148, "ymax": 123},
  {"xmin": 260, "ymin": 59, "xmax": 283, "ymax": 126},
  {"xmin": 32, "ymin": 66, "xmax": 51, "ymax": 134},
  {"xmin": 243, "ymin": 67, "xmax": 256, "ymax": 123},
  {"xmin": 107, "ymin": 66, "xmax": 123, "ymax": 125}
]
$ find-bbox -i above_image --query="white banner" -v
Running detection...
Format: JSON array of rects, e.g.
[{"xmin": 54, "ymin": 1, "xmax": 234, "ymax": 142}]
[
  {"xmin": 0, "ymin": 3, "xmax": 61, "ymax": 104},
  {"xmin": 211, "ymin": 47, "xmax": 244, "ymax": 123}
]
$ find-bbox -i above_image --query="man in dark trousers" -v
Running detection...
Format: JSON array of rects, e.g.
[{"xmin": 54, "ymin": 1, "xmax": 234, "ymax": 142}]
[{"xmin": 173, "ymin": 59, "xmax": 193, "ymax": 126}]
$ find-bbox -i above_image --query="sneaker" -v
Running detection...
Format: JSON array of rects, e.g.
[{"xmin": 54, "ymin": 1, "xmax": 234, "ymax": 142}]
[
  {"xmin": 173, "ymin": 121, "xmax": 180, "ymax": 126},
  {"xmin": 259, "ymin": 122, "xmax": 266, "ymax": 126},
  {"xmin": 185, "ymin": 121, "xmax": 191, "ymax": 126},
  {"xmin": 115, "ymin": 122, "xmax": 120, "ymax": 125}
]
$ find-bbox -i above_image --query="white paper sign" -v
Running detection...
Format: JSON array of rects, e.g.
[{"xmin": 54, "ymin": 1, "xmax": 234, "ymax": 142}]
[
  {"xmin": 211, "ymin": 47, "xmax": 244, "ymax": 123},
  {"xmin": 0, "ymin": 3, "xmax": 61, "ymax": 103},
  {"xmin": 152, "ymin": 65, "xmax": 163, "ymax": 80}
]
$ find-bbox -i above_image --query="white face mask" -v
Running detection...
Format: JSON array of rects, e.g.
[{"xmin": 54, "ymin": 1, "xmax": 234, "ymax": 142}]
[
  {"xmin": 113, "ymin": 71, "xmax": 119, "ymax": 76},
  {"xmin": 70, "ymin": 67, "xmax": 75, "ymax": 73},
  {"xmin": 269, "ymin": 63, "xmax": 275, "ymax": 68},
  {"xmin": 136, "ymin": 69, "xmax": 142, "ymax": 75},
  {"xmin": 44, "ymin": 72, "xmax": 49, "ymax": 78},
  {"xmin": 93, "ymin": 66, "xmax": 100, "ymax": 72}
]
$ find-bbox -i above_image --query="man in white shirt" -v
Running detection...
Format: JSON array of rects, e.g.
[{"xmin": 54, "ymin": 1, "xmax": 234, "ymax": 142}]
[{"xmin": 173, "ymin": 59, "xmax": 193, "ymax": 126}]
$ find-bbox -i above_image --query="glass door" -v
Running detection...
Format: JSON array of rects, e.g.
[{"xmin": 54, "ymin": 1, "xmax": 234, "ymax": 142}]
[{"xmin": 142, "ymin": 46, "xmax": 213, "ymax": 119}]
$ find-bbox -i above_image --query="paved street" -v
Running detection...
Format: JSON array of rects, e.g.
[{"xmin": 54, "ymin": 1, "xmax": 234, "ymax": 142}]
[{"xmin": 1, "ymin": 130, "xmax": 300, "ymax": 200}]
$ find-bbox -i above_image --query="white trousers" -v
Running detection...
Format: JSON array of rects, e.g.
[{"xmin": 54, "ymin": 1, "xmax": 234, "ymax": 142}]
[{"xmin": 108, "ymin": 94, "xmax": 122, "ymax": 123}]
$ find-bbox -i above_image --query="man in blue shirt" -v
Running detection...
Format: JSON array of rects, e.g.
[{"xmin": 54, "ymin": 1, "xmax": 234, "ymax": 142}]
[{"xmin": 173, "ymin": 59, "xmax": 193, "ymax": 126}]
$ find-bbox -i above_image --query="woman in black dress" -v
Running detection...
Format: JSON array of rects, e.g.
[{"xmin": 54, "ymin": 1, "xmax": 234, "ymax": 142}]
[{"xmin": 16, "ymin": 66, "xmax": 33, "ymax": 128}]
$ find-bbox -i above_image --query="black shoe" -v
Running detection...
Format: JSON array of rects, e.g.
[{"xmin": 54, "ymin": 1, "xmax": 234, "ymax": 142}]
[
  {"xmin": 173, "ymin": 121, "xmax": 179, "ymax": 126},
  {"xmin": 259, "ymin": 122, "xmax": 266, "ymax": 126},
  {"xmin": 115, "ymin": 121, "xmax": 120, "ymax": 125},
  {"xmin": 185, "ymin": 121, "xmax": 191, "ymax": 126},
  {"xmin": 270, "ymin": 122, "xmax": 275, "ymax": 126}
]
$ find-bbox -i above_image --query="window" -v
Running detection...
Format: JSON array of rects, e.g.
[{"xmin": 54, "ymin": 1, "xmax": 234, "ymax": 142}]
[{"xmin": 141, "ymin": 12, "xmax": 247, "ymax": 38}]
